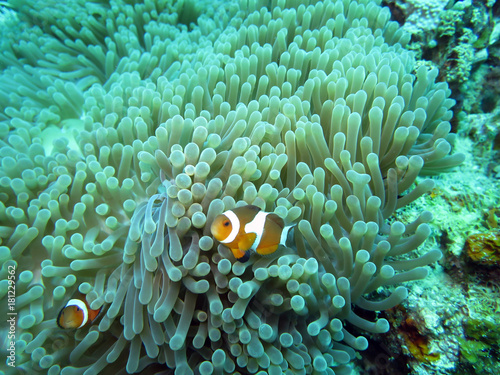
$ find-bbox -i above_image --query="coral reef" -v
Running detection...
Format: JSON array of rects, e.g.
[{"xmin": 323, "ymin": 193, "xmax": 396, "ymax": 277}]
[
  {"xmin": 0, "ymin": 0, "xmax": 463, "ymax": 374},
  {"xmin": 398, "ymin": 0, "xmax": 448, "ymax": 44},
  {"xmin": 459, "ymin": 281, "xmax": 500, "ymax": 374},
  {"xmin": 386, "ymin": 305, "xmax": 441, "ymax": 364},
  {"xmin": 380, "ymin": 113, "xmax": 500, "ymax": 374},
  {"xmin": 362, "ymin": 1, "xmax": 500, "ymax": 374},
  {"xmin": 464, "ymin": 231, "xmax": 500, "ymax": 266},
  {"xmin": 393, "ymin": 0, "xmax": 500, "ymax": 120}
]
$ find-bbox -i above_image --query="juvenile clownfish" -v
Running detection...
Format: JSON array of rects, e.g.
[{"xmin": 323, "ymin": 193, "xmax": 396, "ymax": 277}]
[
  {"xmin": 210, "ymin": 205, "xmax": 294, "ymax": 262},
  {"xmin": 57, "ymin": 294, "xmax": 101, "ymax": 329}
]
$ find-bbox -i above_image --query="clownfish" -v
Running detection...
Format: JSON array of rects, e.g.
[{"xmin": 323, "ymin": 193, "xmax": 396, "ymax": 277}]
[
  {"xmin": 57, "ymin": 294, "xmax": 101, "ymax": 329},
  {"xmin": 210, "ymin": 205, "xmax": 294, "ymax": 262}
]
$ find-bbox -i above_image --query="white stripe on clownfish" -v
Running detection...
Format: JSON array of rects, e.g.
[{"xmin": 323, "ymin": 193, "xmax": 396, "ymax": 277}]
[
  {"xmin": 220, "ymin": 209, "xmax": 240, "ymax": 244},
  {"xmin": 280, "ymin": 225, "xmax": 294, "ymax": 246},
  {"xmin": 65, "ymin": 299, "xmax": 89, "ymax": 328},
  {"xmin": 244, "ymin": 211, "xmax": 269, "ymax": 251}
]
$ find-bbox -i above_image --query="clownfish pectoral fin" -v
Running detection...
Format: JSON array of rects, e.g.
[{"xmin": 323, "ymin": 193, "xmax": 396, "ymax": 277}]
[{"xmin": 238, "ymin": 233, "xmax": 257, "ymax": 253}]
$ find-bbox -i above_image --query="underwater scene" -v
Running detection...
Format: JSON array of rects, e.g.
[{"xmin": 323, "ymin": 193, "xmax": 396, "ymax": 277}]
[{"xmin": 0, "ymin": 0, "xmax": 499, "ymax": 374}]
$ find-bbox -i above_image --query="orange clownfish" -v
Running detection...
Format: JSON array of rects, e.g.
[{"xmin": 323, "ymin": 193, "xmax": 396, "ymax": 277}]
[
  {"xmin": 57, "ymin": 294, "xmax": 101, "ymax": 329},
  {"xmin": 210, "ymin": 205, "xmax": 293, "ymax": 262}
]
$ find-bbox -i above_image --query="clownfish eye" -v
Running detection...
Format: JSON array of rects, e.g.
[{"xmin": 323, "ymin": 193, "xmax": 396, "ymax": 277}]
[{"xmin": 223, "ymin": 220, "xmax": 230, "ymax": 227}]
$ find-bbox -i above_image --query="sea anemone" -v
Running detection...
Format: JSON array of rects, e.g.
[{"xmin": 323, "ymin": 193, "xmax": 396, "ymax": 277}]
[{"xmin": 0, "ymin": 0, "xmax": 463, "ymax": 374}]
